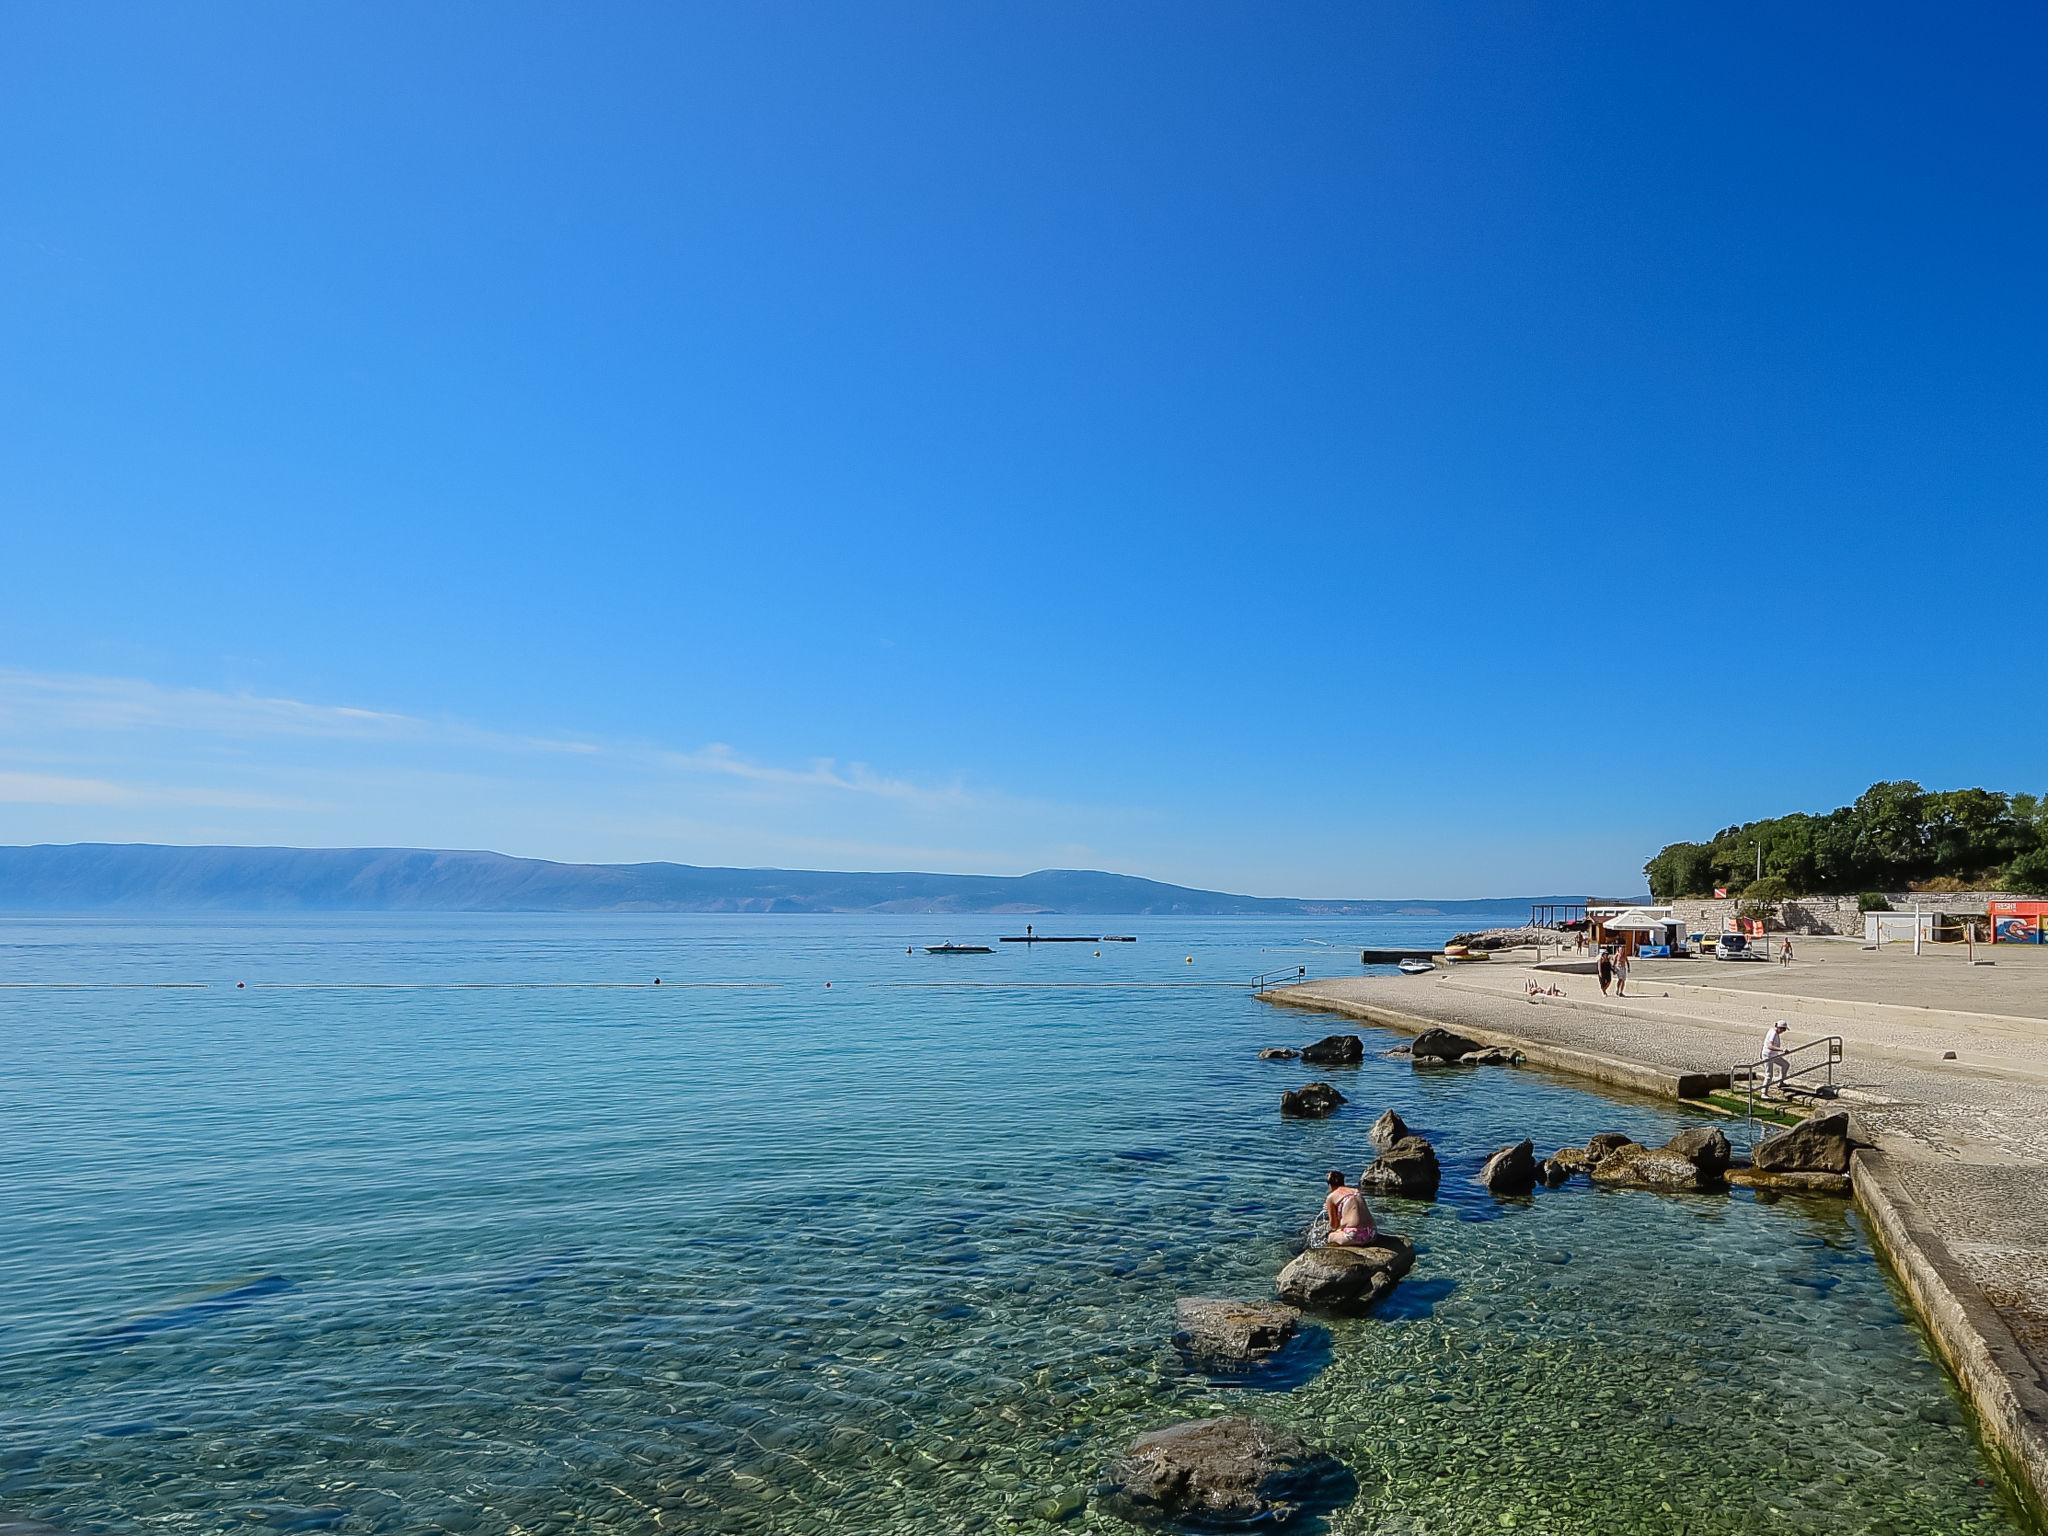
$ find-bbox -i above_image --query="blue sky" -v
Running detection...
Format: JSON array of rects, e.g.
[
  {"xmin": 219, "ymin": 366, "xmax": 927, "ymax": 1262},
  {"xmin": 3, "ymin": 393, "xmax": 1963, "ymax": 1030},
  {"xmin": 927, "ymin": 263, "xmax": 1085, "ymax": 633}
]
[{"xmin": 3, "ymin": 3, "xmax": 2044, "ymax": 897}]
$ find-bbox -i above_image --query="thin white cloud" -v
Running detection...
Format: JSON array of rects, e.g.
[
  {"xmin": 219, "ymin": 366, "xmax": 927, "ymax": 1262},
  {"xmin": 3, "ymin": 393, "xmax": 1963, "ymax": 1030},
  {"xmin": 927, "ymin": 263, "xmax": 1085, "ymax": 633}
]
[
  {"xmin": 0, "ymin": 771, "xmax": 319, "ymax": 811},
  {"xmin": 0, "ymin": 668, "xmax": 987, "ymax": 813}
]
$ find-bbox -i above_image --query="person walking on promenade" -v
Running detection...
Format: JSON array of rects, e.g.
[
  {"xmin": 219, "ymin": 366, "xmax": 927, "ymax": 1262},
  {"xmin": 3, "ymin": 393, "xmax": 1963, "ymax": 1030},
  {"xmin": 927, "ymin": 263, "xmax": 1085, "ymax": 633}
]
[
  {"xmin": 1761, "ymin": 1019, "xmax": 1790, "ymax": 1096},
  {"xmin": 1613, "ymin": 947, "xmax": 1630, "ymax": 997},
  {"xmin": 1597, "ymin": 946, "xmax": 1613, "ymax": 995},
  {"xmin": 1780, "ymin": 937, "xmax": 1794, "ymax": 966}
]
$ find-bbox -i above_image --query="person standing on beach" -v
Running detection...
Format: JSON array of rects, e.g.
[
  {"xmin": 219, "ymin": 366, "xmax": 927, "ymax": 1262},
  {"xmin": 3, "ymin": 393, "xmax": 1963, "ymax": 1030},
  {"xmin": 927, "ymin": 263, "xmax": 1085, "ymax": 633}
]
[
  {"xmin": 1597, "ymin": 947, "xmax": 1613, "ymax": 994},
  {"xmin": 1762, "ymin": 1019, "xmax": 1790, "ymax": 1095},
  {"xmin": 1613, "ymin": 948, "xmax": 1630, "ymax": 997}
]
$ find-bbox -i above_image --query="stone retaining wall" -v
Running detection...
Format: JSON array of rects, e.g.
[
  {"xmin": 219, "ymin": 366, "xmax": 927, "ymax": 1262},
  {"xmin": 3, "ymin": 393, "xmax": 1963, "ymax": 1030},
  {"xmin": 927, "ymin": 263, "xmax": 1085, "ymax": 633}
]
[{"xmin": 1667, "ymin": 891, "xmax": 2028, "ymax": 939}]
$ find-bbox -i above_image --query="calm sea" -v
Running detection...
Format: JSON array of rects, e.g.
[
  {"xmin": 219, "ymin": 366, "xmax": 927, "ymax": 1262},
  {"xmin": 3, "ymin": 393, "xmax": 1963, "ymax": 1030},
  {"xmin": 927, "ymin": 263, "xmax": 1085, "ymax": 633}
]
[{"xmin": 0, "ymin": 915, "xmax": 2029, "ymax": 1535}]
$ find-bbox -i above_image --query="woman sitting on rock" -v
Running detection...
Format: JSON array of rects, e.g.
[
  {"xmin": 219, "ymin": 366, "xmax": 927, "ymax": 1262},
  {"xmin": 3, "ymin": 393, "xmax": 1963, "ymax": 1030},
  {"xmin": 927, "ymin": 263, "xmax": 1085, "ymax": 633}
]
[{"xmin": 1323, "ymin": 1170, "xmax": 1378, "ymax": 1247}]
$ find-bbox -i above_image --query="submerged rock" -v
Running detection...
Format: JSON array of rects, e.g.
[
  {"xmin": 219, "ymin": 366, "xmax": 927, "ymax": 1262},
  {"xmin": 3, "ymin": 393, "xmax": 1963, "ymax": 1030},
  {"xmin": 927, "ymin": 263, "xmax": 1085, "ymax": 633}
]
[
  {"xmin": 1479, "ymin": 1139, "xmax": 1538, "ymax": 1196},
  {"xmin": 1172, "ymin": 1298, "xmax": 1302, "ymax": 1369},
  {"xmin": 1410, "ymin": 1028, "xmax": 1480, "ymax": 1062},
  {"xmin": 1274, "ymin": 1235, "xmax": 1415, "ymax": 1311},
  {"xmin": 1728, "ymin": 1168, "xmax": 1853, "ymax": 1196},
  {"xmin": 1753, "ymin": 1110, "xmax": 1864, "ymax": 1175},
  {"xmin": 1367, "ymin": 1108, "xmax": 1410, "ymax": 1150},
  {"xmin": 1258, "ymin": 1047, "xmax": 1300, "ymax": 1061},
  {"xmin": 1280, "ymin": 1082, "xmax": 1346, "ymax": 1119},
  {"xmin": 1094, "ymin": 1416, "xmax": 1353, "ymax": 1529},
  {"xmin": 1359, "ymin": 1135, "xmax": 1440, "ymax": 1199},
  {"xmin": 1458, "ymin": 1047, "xmax": 1519, "ymax": 1066},
  {"xmin": 1589, "ymin": 1144, "xmax": 1716, "ymax": 1192},
  {"xmin": 1299, "ymin": 1034, "xmax": 1365, "ymax": 1067}
]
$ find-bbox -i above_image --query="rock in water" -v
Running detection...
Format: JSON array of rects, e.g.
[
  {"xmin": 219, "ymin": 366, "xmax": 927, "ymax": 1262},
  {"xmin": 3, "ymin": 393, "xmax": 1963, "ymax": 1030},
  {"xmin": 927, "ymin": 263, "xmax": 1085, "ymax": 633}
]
[
  {"xmin": 1584, "ymin": 1132, "xmax": 1636, "ymax": 1164},
  {"xmin": 1410, "ymin": 1027, "xmax": 1480, "ymax": 1062},
  {"xmin": 1094, "ymin": 1416, "xmax": 1353, "ymax": 1529},
  {"xmin": 1274, "ymin": 1235, "xmax": 1415, "ymax": 1311},
  {"xmin": 1753, "ymin": 1110, "xmax": 1862, "ymax": 1175},
  {"xmin": 1299, "ymin": 1034, "xmax": 1364, "ymax": 1066},
  {"xmin": 1367, "ymin": 1108, "xmax": 1410, "ymax": 1149},
  {"xmin": 1662, "ymin": 1127, "xmax": 1732, "ymax": 1177},
  {"xmin": 1588, "ymin": 1144, "xmax": 1716, "ymax": 1191},
  {"xmin": 1359, "ymin": 1135, "xmax": 1440, "ymax": 1199},
  {"xmin": 1539, "ymin": 1156, "xmax": 1574, "ymax": 1187},
  {"xmin": 1479, "ymin": 1139, "xmax": 1537, "ymax": 1195},
  {"xmin": 1258, "ymin": 1047, "xmax": 1300, "ymax": 1061},
  {"xmin": 1280, "ymin": 1082, "xmax": 1346, "ymax": 1119},
  {"xmin": 1173, "ymin": 1298, "xmax": 1302, "ymax": 1370},
  {"xmin": 1458, "ymin": 1047, "xmax": 1519, "ymax": 1066}
]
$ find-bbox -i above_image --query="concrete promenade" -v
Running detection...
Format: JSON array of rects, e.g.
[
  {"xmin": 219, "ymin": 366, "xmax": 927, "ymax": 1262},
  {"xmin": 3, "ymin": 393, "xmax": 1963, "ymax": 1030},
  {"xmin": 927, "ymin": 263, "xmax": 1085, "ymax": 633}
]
[{"xmin": 1267, "ymin": 940, "xmax": 2048, "ymax": 1521}]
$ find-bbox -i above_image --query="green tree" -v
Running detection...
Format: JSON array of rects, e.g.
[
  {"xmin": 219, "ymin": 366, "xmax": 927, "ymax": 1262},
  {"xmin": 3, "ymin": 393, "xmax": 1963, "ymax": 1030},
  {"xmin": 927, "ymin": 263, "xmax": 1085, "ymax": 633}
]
[
  {"xmin": 2007, "ymin": 846, "xmax": 2048, "ymax": 897},
  {"xmin": 1645, "ymin": 842, "xmax": 1714, "ymax": 901},
  {"xmin": 1850, "ymin": 780, "xmax": 1929, "ymax": 884}
]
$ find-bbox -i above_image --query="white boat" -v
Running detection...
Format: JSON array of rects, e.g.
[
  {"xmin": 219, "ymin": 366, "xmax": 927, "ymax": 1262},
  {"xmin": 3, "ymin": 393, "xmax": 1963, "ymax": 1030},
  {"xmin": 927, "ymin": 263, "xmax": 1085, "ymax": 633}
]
[{"xmin": 1397, "ymin": 958, "xmax": 1435, "ymax": 975}]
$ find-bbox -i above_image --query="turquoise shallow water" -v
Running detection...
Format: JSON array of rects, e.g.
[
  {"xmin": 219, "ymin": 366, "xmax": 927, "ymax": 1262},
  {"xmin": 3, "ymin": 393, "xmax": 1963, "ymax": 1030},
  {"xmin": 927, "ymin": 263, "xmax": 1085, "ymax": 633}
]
[{"xmin": 0, "ymin": 914, "xmax": 2031, "ymax": 1535}]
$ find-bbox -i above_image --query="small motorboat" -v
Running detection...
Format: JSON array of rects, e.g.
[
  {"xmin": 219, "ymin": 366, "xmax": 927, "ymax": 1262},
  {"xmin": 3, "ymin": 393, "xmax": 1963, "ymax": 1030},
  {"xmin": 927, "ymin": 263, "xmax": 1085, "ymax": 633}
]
[
  {"xmin": 1397, "ymin": 958, "xmax": 1436, "ymax": 975},
  {"xmin": 925, "ymin": 943, "xmax": 993, "ymax": 955}
]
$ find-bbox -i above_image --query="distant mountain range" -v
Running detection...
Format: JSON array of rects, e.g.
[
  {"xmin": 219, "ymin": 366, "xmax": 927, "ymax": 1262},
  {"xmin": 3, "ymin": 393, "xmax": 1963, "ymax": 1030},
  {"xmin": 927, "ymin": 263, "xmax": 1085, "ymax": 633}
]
[{"xmin": 0, "ymin": 843, "xmax": 1598, "ymax": 918}]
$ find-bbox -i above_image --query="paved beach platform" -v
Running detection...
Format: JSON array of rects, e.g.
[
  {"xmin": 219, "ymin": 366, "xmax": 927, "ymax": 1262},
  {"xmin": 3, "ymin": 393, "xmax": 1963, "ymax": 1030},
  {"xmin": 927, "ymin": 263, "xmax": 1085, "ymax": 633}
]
[{"xmin": 1267, "ymin": 942, "xmax": 2048, "ymax": 1520}]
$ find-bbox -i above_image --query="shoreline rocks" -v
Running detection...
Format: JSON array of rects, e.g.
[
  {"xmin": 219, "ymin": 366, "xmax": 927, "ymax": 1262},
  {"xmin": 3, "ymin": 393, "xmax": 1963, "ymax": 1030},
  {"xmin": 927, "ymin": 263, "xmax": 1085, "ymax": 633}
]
[
  {"xmin": 1258, "ymin": 1047, "xmax": 1299, "ymax": 1061},
  {"xmin": 1275, "ymin": 1234, "xmax": 1415, "ymax": 1312},
  {"xmin": 1359, "ymin": 1135, "xmax": 1441, "ymax": 1199},
  {"xmin": 1589, "ymin": 1127, "xmax": 1732, "ymax": 1192},
  {"xmin": 1094, "ymin": 1416, "xmax": 1354, "ymax": 1529},
  {"xmin": 1479, "ymin": 1139, "xmax": 1537, "ymax": 1195},
  {"xmin": 1300, "ymin": 1034, "xmax": 1365, "ymax": 1067},
  {"xmin": 1280, "ymin": 1082, "xmax": 1346, "ymax": 1119},
  {"xmin": 1173, "ymin": 1298, "xmax": 1302, "ymax": 1371},
  {"xmin": 1753, "ymin": 1110, "xmax": 1865, "ymax": 1175},
  {"xmin": 1367, "ymin": 1108, "xmax": 1410, "ymax": 1150},
  {"xmin": 1410, "ymin": 1027, "xmax": 1480, "ymax": 1062}
]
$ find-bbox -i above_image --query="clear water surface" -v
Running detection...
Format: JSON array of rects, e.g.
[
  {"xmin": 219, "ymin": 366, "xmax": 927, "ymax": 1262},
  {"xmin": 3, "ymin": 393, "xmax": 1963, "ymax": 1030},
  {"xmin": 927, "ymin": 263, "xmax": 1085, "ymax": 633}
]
[{"xmin": 0, "ymin": 914, "xmax": 2030, "ymax": 1535}]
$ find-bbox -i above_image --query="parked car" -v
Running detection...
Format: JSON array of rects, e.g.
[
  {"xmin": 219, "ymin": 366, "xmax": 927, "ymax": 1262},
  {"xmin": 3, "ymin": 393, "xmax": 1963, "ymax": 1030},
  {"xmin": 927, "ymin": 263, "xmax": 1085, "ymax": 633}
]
[{"xmin": 1714, "ymin": 933, "xmax": 1766, "ymax": 960}]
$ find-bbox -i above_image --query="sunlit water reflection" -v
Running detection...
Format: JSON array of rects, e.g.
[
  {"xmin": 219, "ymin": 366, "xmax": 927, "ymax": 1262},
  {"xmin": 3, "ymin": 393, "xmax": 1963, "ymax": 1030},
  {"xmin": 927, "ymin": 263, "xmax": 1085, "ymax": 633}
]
[{"xmin": 0, "ymin": 916, "xmax": 2028, "ymax": 1533}]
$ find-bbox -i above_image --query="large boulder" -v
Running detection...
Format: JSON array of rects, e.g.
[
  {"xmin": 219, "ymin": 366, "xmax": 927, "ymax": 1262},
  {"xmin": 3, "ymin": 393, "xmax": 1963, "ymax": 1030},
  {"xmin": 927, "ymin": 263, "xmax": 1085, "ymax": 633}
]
[
  {"xmin": 1367, "ymin": 1108, "xmax": 1410, "ymax": 1150},
  {"xmin": 1274, "ymin": 1234, "xmax": 1415, "ymax": 1311},
  {"xmin": 1584, "ymin": 1132, "xmax": 1636, "ymax": 1164},
  {"xmin": 1589, "ymin": 1144, "xmax": 1716, "ymax": 1191},
  {"xmin": 1094, "ymin": 1416, "xmax": 1353, "ymax": 1529},
  {"xmin": 1753, "ymin": 1110, "xmax": 1862, "ymax": 1176},
  {"xmin": 1479, "ymin": 1139, "xmax": 1538, "ymax": 1195},
  {"xmin": 1281, "ymin": 1082, "xmax": 1346, "ymax": 1119},
  {"xmin": 1172, "ymin": 1298, "xmax": 1302, "ymax": 1370},
  {"xmin": 1359, "ymin": 1135, "xmax": 1441, "ymax": 1199},
  {"xmin": 1410, "ymin": 1028, "xmax": 1480, "ymax": 1062},
  {"xmin": 1662, "ymin": 1127, "xmax": 1732, "ymax": 1178},
  {"xmin": 1299, "ymin": 1034, "xmax": 1365, "ymax": 1067}
]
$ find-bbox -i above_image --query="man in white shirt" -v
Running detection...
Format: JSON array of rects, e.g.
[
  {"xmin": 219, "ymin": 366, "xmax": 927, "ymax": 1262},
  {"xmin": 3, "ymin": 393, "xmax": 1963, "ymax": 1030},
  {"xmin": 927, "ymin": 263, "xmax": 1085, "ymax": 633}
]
[{"xmin": 1761, "ymin": 1020, "xmax": 1790, "ymax": 1096}]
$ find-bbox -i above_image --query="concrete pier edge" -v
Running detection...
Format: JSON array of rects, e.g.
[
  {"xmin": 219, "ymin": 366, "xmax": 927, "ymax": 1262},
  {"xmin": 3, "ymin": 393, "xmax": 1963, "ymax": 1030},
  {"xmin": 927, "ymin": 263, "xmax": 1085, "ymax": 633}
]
[{"xmin": 1264, "ymin": 982, "xmax": 2048, "ymax": 1525}]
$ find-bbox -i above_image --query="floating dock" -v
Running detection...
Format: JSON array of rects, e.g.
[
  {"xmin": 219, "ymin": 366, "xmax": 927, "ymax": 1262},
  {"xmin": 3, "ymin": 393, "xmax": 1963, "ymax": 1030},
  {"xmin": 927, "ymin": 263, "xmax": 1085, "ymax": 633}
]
[
  {"xmin": 1000, "ymin": 935, "xmax": 1099, "ymax": 943},
  {"xmin": 1360, "ymin": 947, "xmax": 1444, "ymax": 964}
]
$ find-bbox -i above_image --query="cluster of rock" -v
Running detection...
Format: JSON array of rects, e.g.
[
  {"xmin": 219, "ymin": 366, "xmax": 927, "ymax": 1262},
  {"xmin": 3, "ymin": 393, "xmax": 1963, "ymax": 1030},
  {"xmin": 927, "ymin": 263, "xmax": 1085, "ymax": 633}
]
[
  {"xmin": 1446, "ymin": 926, "xmax": 1557, "ymax": 951},
  {"xmin": 1094, "ymin": 1416, "xmax": 1355, "ymax": 1530},
  {"xmin": 1100, "ymin": 1023, "xmax": 1867, "ymax": 1528}
]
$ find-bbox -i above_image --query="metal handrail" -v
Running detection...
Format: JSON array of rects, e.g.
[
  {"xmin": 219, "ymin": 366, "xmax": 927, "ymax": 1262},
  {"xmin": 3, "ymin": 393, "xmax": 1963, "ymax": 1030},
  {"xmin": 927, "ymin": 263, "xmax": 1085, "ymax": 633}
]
[
  {"xmin": 1733, "ymin": 1034, "xmax": 1843, "ymax": 1145},
  {"xmin": 1252, "ymin": 967, "xmax": 1308, "ymax": 994}
]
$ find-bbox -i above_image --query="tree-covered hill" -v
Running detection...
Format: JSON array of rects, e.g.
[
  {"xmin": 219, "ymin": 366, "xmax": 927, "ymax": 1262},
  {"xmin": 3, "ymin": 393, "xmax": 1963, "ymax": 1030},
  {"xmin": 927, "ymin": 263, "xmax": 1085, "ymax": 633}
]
[{"xmin": 1645, "ymin": 782, "xmax": 2048, "ymax": 901}]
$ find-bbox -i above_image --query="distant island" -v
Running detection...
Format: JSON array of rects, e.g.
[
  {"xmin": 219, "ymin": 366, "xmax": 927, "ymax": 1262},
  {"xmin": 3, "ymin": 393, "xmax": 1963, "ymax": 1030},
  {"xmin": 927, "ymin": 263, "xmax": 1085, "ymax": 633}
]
[
  {"xmin": 1645, "ymin": 780, "xmax": 2048, "ymax": 901},
  {"xmin": 0, "ymin": 843, "xmax": 1585, "ymax": 918}
]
